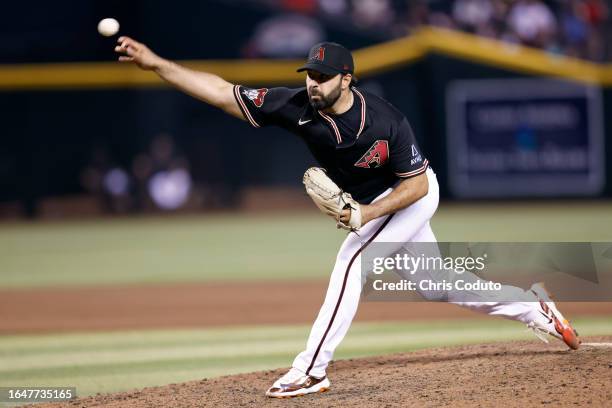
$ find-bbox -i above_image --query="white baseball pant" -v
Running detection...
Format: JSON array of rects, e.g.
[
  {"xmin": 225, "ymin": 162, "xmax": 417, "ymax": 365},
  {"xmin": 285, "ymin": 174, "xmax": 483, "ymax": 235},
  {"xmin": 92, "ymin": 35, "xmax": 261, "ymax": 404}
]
[{"xmin": 292, "ymin": 168, "xmax": 542, "ymax": 378}]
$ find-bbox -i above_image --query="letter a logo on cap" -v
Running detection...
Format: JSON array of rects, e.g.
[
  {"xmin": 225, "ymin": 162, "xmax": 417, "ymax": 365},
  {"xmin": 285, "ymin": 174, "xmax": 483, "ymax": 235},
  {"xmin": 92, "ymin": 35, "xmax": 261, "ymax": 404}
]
[{"xmin": 312, "ymin": 47, "xmax": 325, "ymax": 61}]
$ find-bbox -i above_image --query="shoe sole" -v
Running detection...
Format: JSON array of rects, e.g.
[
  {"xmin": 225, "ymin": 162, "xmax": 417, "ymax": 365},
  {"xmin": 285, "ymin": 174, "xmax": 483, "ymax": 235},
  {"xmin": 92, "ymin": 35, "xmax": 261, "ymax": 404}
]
[
  {"xmin": 266, "ymin": 378, "xmax": 331, "ymax": 398},
  {"xmin": 532, "ymin": 283, "xmax": 580, "ymax": 350},
  {"xmin": 267, "ymin": 387, "xmax": 329, "ymax": 399}
]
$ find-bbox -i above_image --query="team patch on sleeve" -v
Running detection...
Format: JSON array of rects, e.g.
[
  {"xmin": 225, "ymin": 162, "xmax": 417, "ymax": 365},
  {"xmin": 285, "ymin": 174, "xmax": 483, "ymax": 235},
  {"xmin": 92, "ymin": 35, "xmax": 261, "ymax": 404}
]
[
  {"xmin": 409, "ymin": 144, "xmax": 423, "ymax": 166},
  {"xmin": 242, "ymin": 88, "xmax": 268, "ymax": 108}
]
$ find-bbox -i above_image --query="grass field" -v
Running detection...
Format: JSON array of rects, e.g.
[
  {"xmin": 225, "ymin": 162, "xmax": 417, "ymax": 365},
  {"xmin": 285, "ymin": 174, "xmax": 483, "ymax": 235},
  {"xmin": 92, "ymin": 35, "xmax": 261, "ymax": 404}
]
[
  {"xmin": 1, "ymin": 202, "xmax": 611, "ymax": 288},
  {"xmin": 1, "ymin": 202, "xmax": 611, "ymax": 403},
  {"xmin": 1, "ymin": 317, "xmax": 611, "ymax": 398}
]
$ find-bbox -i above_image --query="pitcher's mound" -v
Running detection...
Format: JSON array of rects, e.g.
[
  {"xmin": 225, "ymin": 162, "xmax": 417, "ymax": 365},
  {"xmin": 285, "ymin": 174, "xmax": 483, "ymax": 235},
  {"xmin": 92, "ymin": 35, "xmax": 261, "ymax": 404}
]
[{"xmin": 41, "ymin": 337, "xmax": 612, "ymax": 407}]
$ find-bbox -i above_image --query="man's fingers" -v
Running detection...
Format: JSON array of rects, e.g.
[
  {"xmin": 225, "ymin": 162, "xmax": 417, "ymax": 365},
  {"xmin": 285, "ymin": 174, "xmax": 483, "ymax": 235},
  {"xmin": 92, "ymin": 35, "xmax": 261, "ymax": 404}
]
[
  {"xmin": 117, "ymin": 38, "xmax": 131, "ymax": 48},
  {"xmin": 118, "ymin": 56, "xmax": 134, "ymax": 62},
  {"xmin": 114, "ymin": 45, "xmax": 134, "ymax": 56},
  {"xmin": 126, "ymin": 42, "xmax": 140, "ymax": 52},
  {"xmin": 341, "ymin": 209, "xmax": 351, "ymax": 222},
  {"xmin": 117, "ymin": 37, "xmax": 140, "ymax": 52}
]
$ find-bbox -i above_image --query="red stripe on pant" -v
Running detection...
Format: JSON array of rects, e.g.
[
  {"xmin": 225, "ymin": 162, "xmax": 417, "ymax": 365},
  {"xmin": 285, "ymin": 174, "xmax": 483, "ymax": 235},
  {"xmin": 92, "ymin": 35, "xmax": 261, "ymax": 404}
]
[{"xmin": 305, "ymin": 214, "xmax": 395, "ymax": 376}]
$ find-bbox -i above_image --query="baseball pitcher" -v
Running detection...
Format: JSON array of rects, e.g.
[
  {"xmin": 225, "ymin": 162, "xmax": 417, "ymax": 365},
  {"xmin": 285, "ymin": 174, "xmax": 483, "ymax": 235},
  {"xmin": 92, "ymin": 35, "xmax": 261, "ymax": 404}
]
[{"xmin": 115, "ymin": 38, "xmax": 580, "ymax": 398}]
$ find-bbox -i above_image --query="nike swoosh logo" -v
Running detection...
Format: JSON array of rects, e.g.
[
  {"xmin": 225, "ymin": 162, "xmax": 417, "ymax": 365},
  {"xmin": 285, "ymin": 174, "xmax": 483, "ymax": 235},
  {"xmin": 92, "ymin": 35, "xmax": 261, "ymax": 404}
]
[{"xmin": 298, "ymin": 119, "xmax": 312, "ymax": 125}]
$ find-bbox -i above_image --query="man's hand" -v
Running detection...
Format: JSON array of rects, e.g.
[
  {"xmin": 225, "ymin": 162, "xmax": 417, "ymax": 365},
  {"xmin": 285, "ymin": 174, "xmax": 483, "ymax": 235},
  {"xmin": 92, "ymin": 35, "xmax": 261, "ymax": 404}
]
[
  {"xmin": 115, "ymin": 36, "xmax": 164, "ymax": 71},
  {"xmin": 340, "ymin": 172, "xmax": 429, "ymax": 226},
  {"xmin": 339, "ymin": 205, "xmax": 374, "ymax": 226},
  {"xmin": 303, "ymin": 167, "xmax": 362, "ymax": 231}
]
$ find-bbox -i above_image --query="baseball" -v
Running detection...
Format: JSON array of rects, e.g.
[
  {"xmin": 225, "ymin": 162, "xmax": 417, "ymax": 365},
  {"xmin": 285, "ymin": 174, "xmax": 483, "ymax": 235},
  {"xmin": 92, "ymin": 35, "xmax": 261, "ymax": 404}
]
[{"xmin": 97, "ymin": 18, "xmax": 120, "ymax": 37}]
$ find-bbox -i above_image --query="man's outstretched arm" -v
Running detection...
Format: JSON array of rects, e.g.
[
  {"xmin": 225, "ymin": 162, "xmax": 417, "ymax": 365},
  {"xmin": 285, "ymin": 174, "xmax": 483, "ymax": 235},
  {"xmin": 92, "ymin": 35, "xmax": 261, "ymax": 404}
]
[{"xmin": 115, "ymin": 36, "xmax": 244, "ymax": 120}]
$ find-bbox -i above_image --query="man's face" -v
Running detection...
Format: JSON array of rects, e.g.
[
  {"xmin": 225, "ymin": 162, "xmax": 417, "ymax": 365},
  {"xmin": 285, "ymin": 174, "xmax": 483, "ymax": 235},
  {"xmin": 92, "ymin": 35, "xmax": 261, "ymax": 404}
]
[{"xmin": 306, "ymin": 70, "xmax": 343, "ymax": 110}]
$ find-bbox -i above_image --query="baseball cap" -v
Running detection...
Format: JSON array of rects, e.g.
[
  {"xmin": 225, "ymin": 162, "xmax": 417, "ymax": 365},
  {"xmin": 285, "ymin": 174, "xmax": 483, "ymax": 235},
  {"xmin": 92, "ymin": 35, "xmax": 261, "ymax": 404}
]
[{"xmin": 297, "ymin": 42, "xmax": 355, "ymax": 77}]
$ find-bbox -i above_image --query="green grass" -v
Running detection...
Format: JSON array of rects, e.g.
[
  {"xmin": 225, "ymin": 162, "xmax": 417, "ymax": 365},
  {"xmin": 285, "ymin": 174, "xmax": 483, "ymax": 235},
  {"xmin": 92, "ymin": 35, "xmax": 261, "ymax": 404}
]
[
  {"xmin": 0, "ymin": 214, "xmax": 344, "ymax": 288},
  {"xmin": 0, "ymin": 204, "xmax": 609, "ymax": 403},
  {"xmin": 1, "ymin": 203, "xmax": 611, "ymax": 289},
  {"xmin": 0, "ymin": 317, "xmax": 610, "ymax": 398}
]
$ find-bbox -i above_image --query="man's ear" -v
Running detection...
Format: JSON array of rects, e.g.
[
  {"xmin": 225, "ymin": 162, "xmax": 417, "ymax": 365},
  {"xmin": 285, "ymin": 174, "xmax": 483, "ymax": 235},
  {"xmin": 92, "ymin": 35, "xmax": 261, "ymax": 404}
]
[{"xmin": 342, "ymin": 74, "xmax": 352, "ymax": 90}]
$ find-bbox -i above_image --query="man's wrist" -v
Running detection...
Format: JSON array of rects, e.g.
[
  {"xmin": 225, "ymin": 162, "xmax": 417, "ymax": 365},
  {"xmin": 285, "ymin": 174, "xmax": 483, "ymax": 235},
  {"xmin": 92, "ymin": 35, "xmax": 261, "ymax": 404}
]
[
  {"xmin": 153, "ymin": 58, "xmax": 171, "ymax": 75},
  {"xmin": 360, "ymin": 204, "xmax": 377, "ymax": 225}
]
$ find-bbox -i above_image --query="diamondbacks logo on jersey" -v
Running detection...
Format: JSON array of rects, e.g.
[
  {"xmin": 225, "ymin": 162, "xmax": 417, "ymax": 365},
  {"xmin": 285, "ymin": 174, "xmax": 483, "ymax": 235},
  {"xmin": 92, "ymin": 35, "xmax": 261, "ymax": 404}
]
[
  {"xmin": 242, "ymin": 88, "xmax": 268, "ymax": 108},
  {"xmin": 354, "ymin": 140, "xmax": 389, "ymax": 169}
]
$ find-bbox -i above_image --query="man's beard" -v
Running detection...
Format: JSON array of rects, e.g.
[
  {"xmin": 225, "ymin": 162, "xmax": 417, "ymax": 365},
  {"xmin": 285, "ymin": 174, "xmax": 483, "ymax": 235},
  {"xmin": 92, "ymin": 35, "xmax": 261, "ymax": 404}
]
[{"xmin": 309, "ymin": 82, "xmax": 342, "ymax": 110}]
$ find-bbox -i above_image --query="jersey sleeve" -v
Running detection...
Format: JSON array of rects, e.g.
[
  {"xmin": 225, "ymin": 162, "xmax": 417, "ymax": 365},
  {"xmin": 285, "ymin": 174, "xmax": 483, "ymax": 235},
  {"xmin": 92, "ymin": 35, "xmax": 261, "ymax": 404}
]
[
  {"xmin": 233, "ymin": 85, "xmax": 295, "ymax": 128},
  {"xmin": 390, "ymin": 119, "xmax": 429, "ymax": 178}
]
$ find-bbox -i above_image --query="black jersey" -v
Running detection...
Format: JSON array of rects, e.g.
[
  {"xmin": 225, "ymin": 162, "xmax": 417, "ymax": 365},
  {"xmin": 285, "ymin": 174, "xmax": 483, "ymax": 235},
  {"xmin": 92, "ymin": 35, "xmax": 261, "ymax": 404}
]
[{"xmin": 233, "ymin": 85, "xmax": 429, "ymax": 204}]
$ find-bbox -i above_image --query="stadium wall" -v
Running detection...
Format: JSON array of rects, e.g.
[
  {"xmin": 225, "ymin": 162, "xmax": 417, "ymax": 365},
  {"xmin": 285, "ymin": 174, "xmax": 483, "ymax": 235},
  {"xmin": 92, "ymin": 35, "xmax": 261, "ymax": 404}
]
[{"xmin": 0, "ymin": 28, "xmax": 610, "ymax": 203}]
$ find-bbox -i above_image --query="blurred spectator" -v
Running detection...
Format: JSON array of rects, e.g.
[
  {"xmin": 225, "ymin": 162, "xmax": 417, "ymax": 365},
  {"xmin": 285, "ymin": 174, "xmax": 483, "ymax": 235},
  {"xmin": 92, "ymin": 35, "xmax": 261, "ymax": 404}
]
[
  {"xmin": 406, "ymin": 0, "xmax": 431, "ymax": 29},
  {"xmin": 508, "ymin": 0, "xmax": 557, "ymax": 49},
  {"xmin": 452, "ymin": 0, "xmax": 494, "ymax": 33},
  {"xmin": 351, "ymin": 0, "xmax": 394, "ymax": 29},
  {"xmin": 319, "ymin": 0, "xmax": 348, "ymax": 16},
  {"xmin": 582, "ymin": 0, "xmax": 609, "ymax": 61},
  {"xmin": 242, "ymin": 14, "xmax": 324, "ymax": 58},
  {"xmin": 148, "ymin": 168, "xmax": 192, "ymax": 210},
  {"xmin": 80, "ymin": 146, "xmax": 132, "ymax": 213},
  {"xmin": 131, "ymin": 134, "xmax": 194, "ymax": 211},
  {"xmin": 147, "ymin": 135, "xmax": 193, "ymax": 210},
  {"xmin": 282, "ymin": 0, "xmax": 317, "ymax": 14},
  {"xmin": 230, "ymin": 0, "xmax": 611, "ymax": 61},
  {"xmin": 561, "ymin": 0, "xmax": 590, "ymax": 58},
  {"xmin": 81, "ymin": 135, "xmax": 196, "ymax": 214},
  {"xmin": 583, "ymin": 0, "xmax": 609, "ymax": 26}
]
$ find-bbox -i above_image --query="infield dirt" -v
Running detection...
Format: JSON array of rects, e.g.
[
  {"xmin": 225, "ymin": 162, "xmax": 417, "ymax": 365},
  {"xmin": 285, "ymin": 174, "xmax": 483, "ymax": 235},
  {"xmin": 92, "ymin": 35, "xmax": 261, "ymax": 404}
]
[
  {"xmin": 5, "ymin": 281, "xmax": 612, "ymax": 407},
  {"xmin": 32, "ymin": 337, "xmax": 612, "ymax": 407},
  {"xmin": 2, "ymin": 281, "xmax": 611, "ymax": 333}
]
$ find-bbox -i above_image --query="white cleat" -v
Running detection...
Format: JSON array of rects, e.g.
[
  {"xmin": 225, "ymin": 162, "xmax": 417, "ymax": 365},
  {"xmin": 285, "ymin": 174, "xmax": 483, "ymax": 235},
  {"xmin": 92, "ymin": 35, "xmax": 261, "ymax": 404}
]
[
  {"xmin": 527, "ymin": 282, "xmax": 580, "ymax": 350},
  {"xmin": 265, "ymin": 367, "xmax": 330, "ymax": 398}
]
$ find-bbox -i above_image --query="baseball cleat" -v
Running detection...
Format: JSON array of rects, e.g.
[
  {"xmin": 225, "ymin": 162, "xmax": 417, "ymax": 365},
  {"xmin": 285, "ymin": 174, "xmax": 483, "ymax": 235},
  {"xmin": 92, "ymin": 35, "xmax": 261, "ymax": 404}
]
[
  {"xmin": 265, "ymin": 367, "xmax": 330, "ymax": 398},
  {"xmin": 527, "ymin": 282, "xmax": 580, "ymax": 350}
]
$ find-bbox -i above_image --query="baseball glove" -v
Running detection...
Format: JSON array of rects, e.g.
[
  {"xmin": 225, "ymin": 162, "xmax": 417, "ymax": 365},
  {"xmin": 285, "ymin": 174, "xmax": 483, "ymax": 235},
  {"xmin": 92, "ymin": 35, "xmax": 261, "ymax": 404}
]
[{"xmin": 303, "ymin": 167, "xmax": 362, "ymax": 231}]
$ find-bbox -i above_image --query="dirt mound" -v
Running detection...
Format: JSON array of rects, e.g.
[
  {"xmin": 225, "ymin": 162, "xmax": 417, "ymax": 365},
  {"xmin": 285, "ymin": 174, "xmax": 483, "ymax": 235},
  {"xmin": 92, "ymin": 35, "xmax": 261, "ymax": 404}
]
[{"xmin": 37, "ymin": 337, "xmax": 612, "ymax": 408}]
